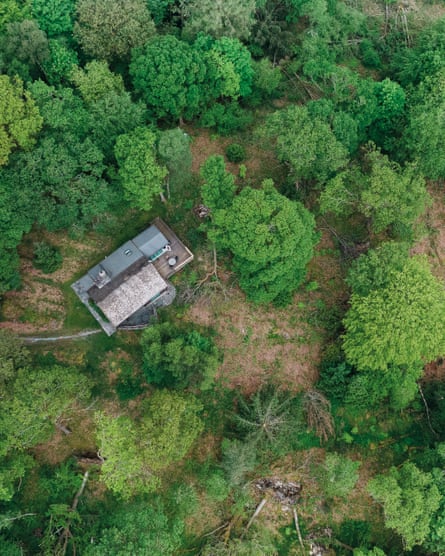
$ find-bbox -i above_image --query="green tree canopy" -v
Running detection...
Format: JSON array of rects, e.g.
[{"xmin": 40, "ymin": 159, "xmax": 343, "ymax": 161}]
[
  {"xmin": 96, "ymin": 391, "xmax": 203, "ymax": 498},
  {"xmin": 114, "ymin": 127, "xmax": 167, "ymax": 211},
  {"xmin": 2, "ymin": 135, "xmax": 109, "ymax": 231},
  {"xmin": 0, "ymin": 364, "xmax": 91, "ymax": 501},
  {"xmin": 403, "ymin": 69, "xmax": 445, "ymax": 180},
  {"xmin": 70, "ymin": 60, "xmax": 125, "ymax": 104},
  {"xmin": 195, "ymin": 35, "xmax": 254, "ymax": 99},
  {"xmin": 183, "ymin": 0, "xmax": 256, "ymax": 40},
  {"xmin": 200, "ymin": 155, "xmax": 236, "ymax": 212},
  {"xmin": 261, "ymin": 104, "xmax": 348, "ymax": 185},
  {"xmin": 140, "ymin": 322, "xmax": 220, "ymax": 390},
  {"xmin": 209, "ymin": 180, "xmax": 318, "ymax": 304},
  {"xmin": 0, "ymin": 330, "xmax": 29, "ymax": 388},
  {"xmin": 320, "ymin": 146, "xmax": 429, "ymax": 234},
  {"xmin": 368, "ymin": 462, "xmax": 441, "ymax": 550},
  {"xmin": 0, "ymin": 19, "xmax": 49, "ymax": 80},
  {"xmin": 74, "ymin": 0, "xmax": 155, "ymax": 61},
  {"xmin": 346, "ymin": 242, "xmax": 410, "ymax": 297},
  {"xmin": 42, "ymin": 38, "xmax": 78, "ymax": 85},
  {"xmin": 0, "ymin": 1, "xmax": 31, "ymax": 32},
  {"xmin": 88, "ymin": 91, "xmax": 148, "ymax": 163},
  {"xmin": 0, "ymin": 75, "xmax": 42, "ymax": 166},
  {"xmin": 130, "ymin": 35, "xmax": 207, "ymax": 122},
  {"xmin": 343, "ymin": 256, "xmax": 445, "ymax": 372},
  {"xmin": 31, "ymin": 0, "xmax": 75, "ymax": 37},
  {"xmin": 85, "ymin": 499, "xmax": 184, "ymax": 556},
  {"xmin": 157, "ymin": 128, "xmax": 192, "ymax": 195}
]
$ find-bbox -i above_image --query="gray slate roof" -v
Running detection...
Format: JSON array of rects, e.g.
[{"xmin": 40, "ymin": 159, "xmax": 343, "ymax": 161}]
[{"xmin": 133, "ymin": 226, "xmax": 168, "ymax": 258}]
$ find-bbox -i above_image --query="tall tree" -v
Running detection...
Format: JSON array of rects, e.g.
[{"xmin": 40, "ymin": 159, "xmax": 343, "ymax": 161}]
[
  {"xmin": 368, "ymin": 463, "xmax": 441, "ymax": 550},
  {"xmin": 96, "ymin": 391, "xmax": 203, "ymax": 498},
  {"xmin": 74, "ymin": 0, "xmax": 155, "ymax": 61},
  {"xmin": 140, "ymin": 322, "xmax": 220, "ymax": 390},
  {"xmin": 261, "ymin": 105, "xmax": 348, "ymax": 186},
  {"xmin": 404, "ymin": 69, "xmax": 445, "ymax": 180},
  {"xmin": 2, "ymin": 135, "xmax": 109, "ymax": 231},
  {"xmin": 0, "ymin": 364, "xmax": 91, "ymax": 501},
  {"xmin": 200, "ymin": 155, "xmax": 236, "ymax": 212},
  {"xmin": 0, "ymin": 19, "xmax": 49, "ymax": 80},
  {"xmin": 343, "ymin": 256, "xmax": 445, "ymax": 372},
  {"xmin": 114, "ymin": 127, "xmax": 167, "ymax": 210},
  {"xmin": 130, "ymin": 36, "xmax": 207, "ymax": 122},
  {"xmin": 183, "ymin": 0, "xmax": 256, "ymax": 40},
  {"xmin": 209, "ymin": 180, "xmax": 318, "ymax": 304},
  {"xmin": 31, "ymin": 0, "xmax": 75, "ymax": 37},
  {"xmin": 320, "ymin": 146, "xmax": 429, "ymax": 235},
  {"xmin": 70, "ymin": 60, "xmax": 125, "ymax": 104},
  {"xmin": 0, "ymin": 75, "xmax": 42, "ymax": 166},
  {"xmin": 85, "ymin": 499, "xmax": 184, "ymax": 556},
  {"xmin": 157, "ymin": 128, "xmax": 192, "ymax": 196}
]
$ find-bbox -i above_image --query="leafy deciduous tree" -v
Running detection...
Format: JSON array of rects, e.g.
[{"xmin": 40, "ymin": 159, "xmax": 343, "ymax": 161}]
[
  {"xmin": 0, "ymin": 75, "xmax": 42, "ymax": 166},
  {"xmin": 261, "ymin": 105, "xmax": 348, "ymax": 185},
  {"xmin": 130, "ymin": 35, "xmax": 206, "ymax": 121},
  {"xmin": 85, "ymin": 500, "xmax": 184, "ymax": 556},
  {"xmin": 31, "ymin": 0, "xmax": 75, "ymax": 37},
  {"xmin": 200, "ymin": 155, "xmax": 236, "ymax": 212},
  {"xmin": 140, "ymin": 322, "xmax": 220, "ymax": 390},
  {"xmin": 74, "ymin": 0, "xmax": 155, "ymax": 61},
  {"xmin": 343, "ymin": 257, "xmax": 445, "ymax": 372},
  {"xmin": 368, "ymin": 462, "xmax": 441, "ymax": 550},
  {"xmin": 320, "ymin": 146, "xmax": 429, "ymax": 234},
  {"xmin": 157, "ymin": 128, "xmax": 192, "ymax": 195},
  {"xmin": 0, "ymin": 19, "xmax": 49, "ymax": 80},
  {"xmin": 318, "ymin": 453, "xmax": 360, "ymax": 499},
  {"xmin": 96, "ymin": 391, "xmax": 203, "ymax": 498},
  {"xmin": 114, "ymin": 127, "xmax": 167, "ymax": 210},
  {"xmin": 209, "ymin": 180, "xmax": 318, "ymax": 304},
  {"xmin": 70, "ymin": 60, "xmax": 124, "ymax": 104},
  {"xmin": 183, "ymin": 0, "xmax": 256, "ymax": 40}
]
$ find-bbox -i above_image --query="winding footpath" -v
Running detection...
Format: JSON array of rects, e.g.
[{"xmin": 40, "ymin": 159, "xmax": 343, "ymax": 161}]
[{"xmin": 21, "ymin": 329, "xmax": 101, "ymax": 343}]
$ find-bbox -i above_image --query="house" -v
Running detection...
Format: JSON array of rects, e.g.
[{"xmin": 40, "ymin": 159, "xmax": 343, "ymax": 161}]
[{"xmin": 72, "ymin": 218, "xmax": 193, "ymax": 335}]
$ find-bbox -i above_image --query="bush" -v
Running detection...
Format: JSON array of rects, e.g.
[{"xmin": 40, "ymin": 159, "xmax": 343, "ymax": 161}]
[
  {"xmin": 115, "ymin": 363, "xmax": 144, "ymax": 401},
  {"xmin": 225, "ymin": 143, "xmax": 246, "ymax": 163},
  {"xmin": 33, "ymin": 241, "xmax": 62, "ymax": 274},
  {"xmin": 359, "ymin": 39, "xmax": 382, "ymax": 69},
  {"xmin": 317, "ymin": 453, "xmax": 360, "ymax": 499},
  {"xmin": 203, "ymin": 470, "xmax": 231, "ymax": 502}
]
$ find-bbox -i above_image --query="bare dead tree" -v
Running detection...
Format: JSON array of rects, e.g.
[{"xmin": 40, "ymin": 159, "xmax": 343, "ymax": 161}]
[{"xmin": 303, "ymin": 390, "xmax": 335, "ymax": 442}]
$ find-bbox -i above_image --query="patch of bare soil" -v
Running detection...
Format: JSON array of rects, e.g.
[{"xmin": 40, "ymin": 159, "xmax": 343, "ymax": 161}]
[
  {"xmin": 188, "ymin": 127, "xmax": 235, "ymax": 174},
  {"xmin": 187, "ymin": 232, "xmax": 344, "ymax": 395},
  {"xmin": 188, "ymin": 126, "xmax": 284, "ymax": 187},
  {"xmin": 189, "ymin": 289, "xmax": 319, "ymax": 394}
]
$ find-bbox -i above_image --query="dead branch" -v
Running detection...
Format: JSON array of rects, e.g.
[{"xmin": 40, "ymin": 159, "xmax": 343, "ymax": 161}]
[
  {"xmin": 242, "ymin": 498, "xmax": 267, "ymax": 538},
  {"xmin": 71, "ymin": 471, "xmax": 89, "ymax": 512},
  {"xmin": 55, "ymin": 421, "xmax": 72, "ymax": 435},
  {"xmin": 293, "ymin": 507, "xmax": 305, "ymax": 549},
  {"xmin": 418, "ymin": 383, "xmax": 439, "ymax": 438},
  {"xmin": 54, "ymin": 471, "xmax": 89, "ymax": 556},
  {"xmin": 201, "ymin": 522, "xmax": 230, "ymax": 538}
]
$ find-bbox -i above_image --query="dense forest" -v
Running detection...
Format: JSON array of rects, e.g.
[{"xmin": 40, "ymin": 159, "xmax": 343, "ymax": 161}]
[{"xmin": 2, "ymin": 0, "xmax": 445, "ymax": 554}]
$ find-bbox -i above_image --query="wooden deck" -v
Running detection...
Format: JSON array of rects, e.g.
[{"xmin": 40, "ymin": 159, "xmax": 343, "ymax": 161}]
[{"xmin": 152, "ymin": 217, "xmax": 194, "ymax": 279}]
